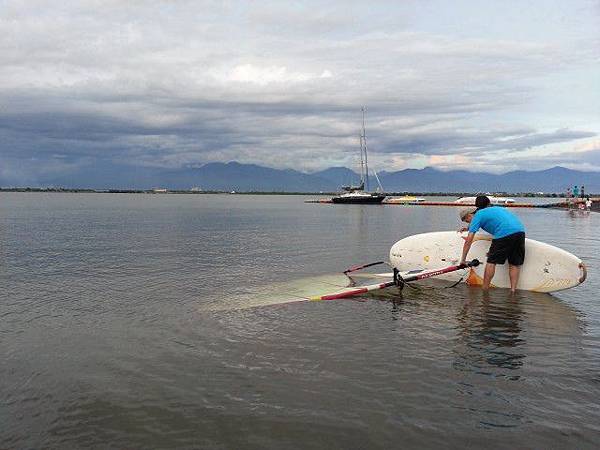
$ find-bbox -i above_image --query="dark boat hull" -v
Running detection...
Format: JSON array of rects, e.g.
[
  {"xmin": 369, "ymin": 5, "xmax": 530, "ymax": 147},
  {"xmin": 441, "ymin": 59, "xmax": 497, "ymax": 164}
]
[{"xmin": 331, "ymin": 194, "xmax": 386, "ymax": 204}]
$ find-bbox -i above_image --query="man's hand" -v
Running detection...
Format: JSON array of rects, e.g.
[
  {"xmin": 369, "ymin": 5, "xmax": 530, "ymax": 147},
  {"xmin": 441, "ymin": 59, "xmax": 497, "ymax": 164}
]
[{"xmin": 460, "ymin": 232, "xmax": 476, "ymax": 267}]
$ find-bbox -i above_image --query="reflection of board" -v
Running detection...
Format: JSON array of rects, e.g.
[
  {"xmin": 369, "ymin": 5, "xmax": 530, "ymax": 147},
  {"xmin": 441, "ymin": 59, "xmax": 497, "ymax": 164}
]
[{"xmin": 389, "ymin": 231, "xmax": 586, "ymax": 293}]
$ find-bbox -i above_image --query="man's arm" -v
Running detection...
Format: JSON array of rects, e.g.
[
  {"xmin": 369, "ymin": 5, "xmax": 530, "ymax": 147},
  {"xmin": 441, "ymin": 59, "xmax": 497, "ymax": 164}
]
[{"xmin": 460, "ymin": 232, "xmax": 475, "ymax": 265}]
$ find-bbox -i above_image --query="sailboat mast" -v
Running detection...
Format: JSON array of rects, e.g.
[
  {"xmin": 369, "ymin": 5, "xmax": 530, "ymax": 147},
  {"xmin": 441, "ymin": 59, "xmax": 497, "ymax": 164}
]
[
  {"xmin": 358, "ymin": 132, "xmax": 364, "ymax": 188},
  {"xmin": 361, "ymin": 106, "xmax": 369, "ymax": 191}
]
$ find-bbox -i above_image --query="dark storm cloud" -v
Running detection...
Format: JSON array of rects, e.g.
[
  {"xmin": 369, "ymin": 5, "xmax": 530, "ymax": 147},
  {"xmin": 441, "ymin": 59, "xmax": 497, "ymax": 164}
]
[{"xmin": 372, "ymin": 127, "xmax": 597, "ymax": 156}]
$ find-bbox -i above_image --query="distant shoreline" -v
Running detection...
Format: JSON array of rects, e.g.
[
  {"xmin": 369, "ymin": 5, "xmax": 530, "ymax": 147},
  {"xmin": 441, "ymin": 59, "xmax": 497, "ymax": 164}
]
[{"xmin": 0, "ymin": 188, "xmax": 582, "ymax": 198}]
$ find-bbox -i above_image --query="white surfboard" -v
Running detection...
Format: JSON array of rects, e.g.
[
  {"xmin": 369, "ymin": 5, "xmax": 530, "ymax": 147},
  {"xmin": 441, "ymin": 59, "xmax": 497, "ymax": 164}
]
[{"xmin": 389, "ymin": 231, "xmax": 586, "ymax": 293}]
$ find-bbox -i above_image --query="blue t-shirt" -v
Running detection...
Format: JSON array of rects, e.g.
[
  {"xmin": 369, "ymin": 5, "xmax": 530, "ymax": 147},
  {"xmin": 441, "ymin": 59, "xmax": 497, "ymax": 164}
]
[{"xmin": 468, "ymin": 206, "xmax": 525, "ymax": 239}]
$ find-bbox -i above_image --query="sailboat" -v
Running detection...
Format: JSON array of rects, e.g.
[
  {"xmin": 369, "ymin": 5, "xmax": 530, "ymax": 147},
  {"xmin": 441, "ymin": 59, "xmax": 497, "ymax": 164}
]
[{"xmin": 331, "ymin": 107, "xmax": 387, "ymax": 204}]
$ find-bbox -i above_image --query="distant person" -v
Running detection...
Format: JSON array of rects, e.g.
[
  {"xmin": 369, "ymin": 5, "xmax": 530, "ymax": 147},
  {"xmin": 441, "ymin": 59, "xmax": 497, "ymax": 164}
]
[
  {"xmin": 586, "ymin": 197, "xmax": 593, "ymax": 211},
  {"xmin": 459, "ymin": 196, "xmax": 526, "ymax": 293}
]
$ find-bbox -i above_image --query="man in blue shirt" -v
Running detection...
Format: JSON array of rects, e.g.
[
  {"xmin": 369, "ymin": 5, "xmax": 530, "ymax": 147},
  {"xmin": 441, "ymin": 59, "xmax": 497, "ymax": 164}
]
[{"xmin": 459, "ymin": 196, "xmax": 526, "ymax": 293}]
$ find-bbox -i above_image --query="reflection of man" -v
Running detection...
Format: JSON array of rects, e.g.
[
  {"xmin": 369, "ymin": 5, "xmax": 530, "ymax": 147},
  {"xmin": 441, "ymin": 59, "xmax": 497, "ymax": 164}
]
[
  {"xmin": 455, "ymin": 291, "xmax": 525, "ymax": 372},
  {"xmin": 459, "ymin": 198, "xmax": 526, "ymax": 293}
]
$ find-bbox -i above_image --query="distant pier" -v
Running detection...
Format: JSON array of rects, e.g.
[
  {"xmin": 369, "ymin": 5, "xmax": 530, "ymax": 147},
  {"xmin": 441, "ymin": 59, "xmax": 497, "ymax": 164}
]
[{"xmin": 305, "ymin": 198, "xmax": 598, "ymax": 209}]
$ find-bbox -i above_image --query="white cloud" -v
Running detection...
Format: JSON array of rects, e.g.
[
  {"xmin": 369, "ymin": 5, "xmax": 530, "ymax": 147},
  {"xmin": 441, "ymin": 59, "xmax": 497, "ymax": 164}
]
[{"xmin": 224, "ymin": 64, "xmax": 331, "ymax": 85}]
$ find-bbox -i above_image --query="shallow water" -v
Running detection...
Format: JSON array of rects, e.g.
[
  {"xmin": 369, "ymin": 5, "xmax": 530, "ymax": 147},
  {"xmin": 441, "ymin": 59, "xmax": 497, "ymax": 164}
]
[{"xmin": 2, "ymin": 193, "xmax": 599, "ymax": 449}]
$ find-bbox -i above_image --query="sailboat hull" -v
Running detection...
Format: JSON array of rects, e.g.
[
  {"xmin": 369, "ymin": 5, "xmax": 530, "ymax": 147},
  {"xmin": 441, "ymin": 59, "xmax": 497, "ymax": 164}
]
[{"xmin": 331, "ymin": 194, "xmax": 386, "ymax": 204}]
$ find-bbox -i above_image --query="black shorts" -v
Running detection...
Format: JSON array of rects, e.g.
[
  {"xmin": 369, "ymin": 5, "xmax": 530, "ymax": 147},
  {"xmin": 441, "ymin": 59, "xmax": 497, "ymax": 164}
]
[{"xmin": 487, "ymin": 232, "xmax": 525, "ymax": 266}]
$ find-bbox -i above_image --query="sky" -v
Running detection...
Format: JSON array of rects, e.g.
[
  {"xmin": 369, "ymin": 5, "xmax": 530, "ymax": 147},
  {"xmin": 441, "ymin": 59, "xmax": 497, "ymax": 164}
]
[{"xmin": 1, "ymin": 0, "xmax": 599, "ymax": 185}]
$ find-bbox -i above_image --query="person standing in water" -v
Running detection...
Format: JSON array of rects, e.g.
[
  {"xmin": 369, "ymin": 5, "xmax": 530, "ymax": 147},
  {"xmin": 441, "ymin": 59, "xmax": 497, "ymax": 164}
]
[{"xmin": 459, "ymin": 195, "xmax": 526, "ymax": 293}]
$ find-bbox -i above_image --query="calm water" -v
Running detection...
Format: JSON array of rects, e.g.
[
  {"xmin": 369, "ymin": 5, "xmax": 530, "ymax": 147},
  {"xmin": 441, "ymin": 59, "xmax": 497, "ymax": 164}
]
[{"xmin": 2, "ymin": 193, "xmax": 599, "ymax": 449}]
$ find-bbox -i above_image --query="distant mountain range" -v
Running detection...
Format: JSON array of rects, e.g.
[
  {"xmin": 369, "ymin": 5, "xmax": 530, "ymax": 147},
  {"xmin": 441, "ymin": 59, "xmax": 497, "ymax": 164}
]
[{"xmin": 4, "ymin": 162, "xmax": 599, "ymax": 193}]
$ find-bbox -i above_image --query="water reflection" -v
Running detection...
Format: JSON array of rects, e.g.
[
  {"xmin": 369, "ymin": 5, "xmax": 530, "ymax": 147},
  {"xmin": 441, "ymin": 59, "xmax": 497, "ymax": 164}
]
[
  {"xmin": 567, "ymin": 209, "xmax": 592, "ymax": 219},
  {"xmin": 454, "ymin": 289, "xmax": 525, "ymax": 375},
  {"xmin": 452, "ymin": 287, "xmax": 582, "ymax": 380},
  {"xmin": 389, "ymin": 296, "xmax": 405, "ymax": 321}
]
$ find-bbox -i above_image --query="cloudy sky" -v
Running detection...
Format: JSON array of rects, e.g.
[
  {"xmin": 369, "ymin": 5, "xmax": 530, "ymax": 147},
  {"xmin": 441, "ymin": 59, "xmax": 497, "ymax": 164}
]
[{"xmin": 1, "ymin": 0, "xmax": 599, "ymax": 184}]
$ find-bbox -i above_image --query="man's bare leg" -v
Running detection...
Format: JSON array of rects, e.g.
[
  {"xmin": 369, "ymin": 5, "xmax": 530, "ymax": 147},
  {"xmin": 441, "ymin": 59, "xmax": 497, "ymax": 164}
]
[
  {"xmin": 508, "ymin": 264, "xmax": 520, "ymax": 293},
  {"xmin": 483, "ymin": 263, "xmax": 496, "ymax": 290}
]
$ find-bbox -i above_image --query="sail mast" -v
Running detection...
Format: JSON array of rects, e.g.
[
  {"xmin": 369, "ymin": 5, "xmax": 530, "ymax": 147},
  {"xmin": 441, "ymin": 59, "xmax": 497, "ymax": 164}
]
[
  {"xmin": 361, "ymin": 106, "xmax": 369, "ymax": 191},
  {"xmin": 358, "ymin": 131, "xmax": 364, "ymax": 189}
]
